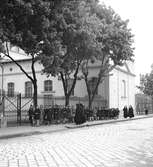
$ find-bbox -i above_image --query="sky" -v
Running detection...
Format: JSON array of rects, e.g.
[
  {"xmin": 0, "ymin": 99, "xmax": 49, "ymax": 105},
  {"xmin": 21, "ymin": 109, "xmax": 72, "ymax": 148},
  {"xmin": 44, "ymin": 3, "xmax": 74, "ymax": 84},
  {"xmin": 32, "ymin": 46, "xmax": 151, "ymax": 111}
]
[{"xmin": 100, "ymin": 0, "xmax": 153, "ymax": 85}]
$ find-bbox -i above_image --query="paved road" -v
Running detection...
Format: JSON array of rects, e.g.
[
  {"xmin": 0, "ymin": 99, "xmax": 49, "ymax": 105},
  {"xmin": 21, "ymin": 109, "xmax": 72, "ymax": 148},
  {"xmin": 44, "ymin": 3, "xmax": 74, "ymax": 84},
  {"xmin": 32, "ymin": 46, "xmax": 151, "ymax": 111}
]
[{"xmin": 0, "ymin": 118, "xmax": 153, "ymax": 167}]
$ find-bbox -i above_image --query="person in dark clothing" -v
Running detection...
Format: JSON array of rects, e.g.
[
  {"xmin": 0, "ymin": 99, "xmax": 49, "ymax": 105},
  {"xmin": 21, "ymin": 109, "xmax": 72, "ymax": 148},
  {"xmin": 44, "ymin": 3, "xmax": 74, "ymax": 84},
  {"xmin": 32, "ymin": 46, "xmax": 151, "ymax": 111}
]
[
  {"xmin": 123, "ymin": 105, "xmax": 128, "ymax": 118},
  {"xmin": 28, "ymin": 104, "xmax": 34, "ymax": 126},
  {"xmin": 145, "ymin": 107, "xmax": 148, "ymax": 115},
  {"xmin": 34, "ymin": 106, "xmax": 41, "ymax": 126},
  {"xmin": 74, "ymin": 103, "xmax": 86, "ymax": 125},
  {"xmin": 128, "ymin": 105, "xmax": 134, "ymax": 118},
  {"xmin": 47, "ymin": 107, "xmax": 53, "ymax": 124}
]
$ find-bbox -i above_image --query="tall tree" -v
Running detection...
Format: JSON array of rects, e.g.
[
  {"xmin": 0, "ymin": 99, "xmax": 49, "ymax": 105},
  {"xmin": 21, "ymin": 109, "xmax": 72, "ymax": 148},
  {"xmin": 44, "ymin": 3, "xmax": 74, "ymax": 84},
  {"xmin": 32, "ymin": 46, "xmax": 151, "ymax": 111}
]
[
  {"xmin": 40, "ymin": 0, "xmax": 99, "ymax": 106},
  {"xmin": 81, "ymin": 2, "xmax": 134, "ymax": 109},
  {"xmin": 0, "ymin": 0, "xmax": 53, "ymax": 109},
  {"xmin": 138, "ymin": 67, "xmax": 153, "ymax": 112},
  {"xmin": 139, "ymin": 66, "xmax": 153, "ymax": 96}
]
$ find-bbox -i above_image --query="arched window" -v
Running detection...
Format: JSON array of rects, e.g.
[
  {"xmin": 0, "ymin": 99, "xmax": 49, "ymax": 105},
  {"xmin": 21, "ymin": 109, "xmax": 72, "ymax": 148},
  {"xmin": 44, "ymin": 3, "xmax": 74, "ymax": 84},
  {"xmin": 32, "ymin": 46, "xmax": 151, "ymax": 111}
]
[
  {"xmin": 7, "ymin": 82, "xmax": 14, "ymax": 97},
  {"xmin": 44, "ymin": 80, "xmax": 53, "ymax": 92},
  {"xmin": 122, "ymin": 80, "xmax": 126, "ymax": 98},
  {"xmin": 25, "ymin": 81, "xmax": 32, "ymax": 97}
]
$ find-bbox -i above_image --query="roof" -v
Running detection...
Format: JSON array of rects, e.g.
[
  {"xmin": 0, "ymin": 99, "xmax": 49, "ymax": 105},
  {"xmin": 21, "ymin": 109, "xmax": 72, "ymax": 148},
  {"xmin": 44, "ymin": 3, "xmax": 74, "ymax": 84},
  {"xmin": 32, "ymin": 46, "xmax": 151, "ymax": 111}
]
[
  {"xmin": 0, "ymin": 52, "xmax": 135, "ymax": 77},
  {"xmin": 0, "ymin": 55, "xmax": 32, "ymax": 64}
]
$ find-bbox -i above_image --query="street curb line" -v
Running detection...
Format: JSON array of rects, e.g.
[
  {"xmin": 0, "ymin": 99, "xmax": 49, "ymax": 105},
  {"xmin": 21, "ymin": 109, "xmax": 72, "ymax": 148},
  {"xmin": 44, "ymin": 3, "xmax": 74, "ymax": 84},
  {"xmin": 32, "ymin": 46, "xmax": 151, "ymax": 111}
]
[{"xmin": 65, "ymin": 114, "xmax": 153, "ymax": 129}]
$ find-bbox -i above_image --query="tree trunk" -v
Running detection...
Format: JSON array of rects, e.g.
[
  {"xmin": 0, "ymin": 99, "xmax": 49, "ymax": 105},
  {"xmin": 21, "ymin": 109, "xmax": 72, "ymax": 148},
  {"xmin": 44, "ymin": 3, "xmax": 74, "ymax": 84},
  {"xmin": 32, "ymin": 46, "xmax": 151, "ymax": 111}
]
[
  {"xmin": 60, "ymin": 61, "xmax": 80, "ymax": 107},
  {"xmin": 88, "ymin": 95, "xmax": 92, "ymax": 110},
  {"xmin": 31, "ymin": 55, "xmax": 37, "ymax": 110},
  {"xmin": 33, "ymin": 81, "xmax": 37, "ymax": 110},
  {"xmin": 65, "ymin": 95, "xmax": 70, "ymax": 107},
  {"xmin": 89, "ymin": 83, "xmax": 99, "ymax": 110}
]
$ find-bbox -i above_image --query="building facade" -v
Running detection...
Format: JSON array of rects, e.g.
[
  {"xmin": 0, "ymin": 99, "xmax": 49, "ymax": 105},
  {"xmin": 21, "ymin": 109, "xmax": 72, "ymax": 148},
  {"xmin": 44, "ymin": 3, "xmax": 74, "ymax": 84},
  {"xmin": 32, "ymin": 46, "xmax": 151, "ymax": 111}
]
[
  {"xmin": 0, "ymin": 47, "xmax": 136, "ymax": 113},
  {"xmin": 0, "ymin": 59, "xmax": 135, "ymax": 111}
]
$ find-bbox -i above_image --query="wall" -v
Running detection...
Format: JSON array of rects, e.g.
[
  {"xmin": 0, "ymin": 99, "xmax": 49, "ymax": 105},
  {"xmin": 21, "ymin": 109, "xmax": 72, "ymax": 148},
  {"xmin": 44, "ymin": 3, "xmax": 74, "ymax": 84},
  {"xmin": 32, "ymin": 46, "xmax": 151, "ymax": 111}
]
[
  {"xmin": 109, "ymin": 67, "xmax": 135, "ymax": 112},
  {"xmin": 0, "ymin": 60, "xmax": 65, "ymax": 96}
]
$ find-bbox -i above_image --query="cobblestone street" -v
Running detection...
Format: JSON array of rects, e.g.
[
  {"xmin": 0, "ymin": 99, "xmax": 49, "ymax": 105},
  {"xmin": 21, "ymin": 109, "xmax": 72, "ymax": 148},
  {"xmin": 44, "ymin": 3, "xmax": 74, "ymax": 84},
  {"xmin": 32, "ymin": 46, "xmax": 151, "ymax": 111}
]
[{"xmin": 0, "ymin": 117, "xmax": 153, "ymax": 167}]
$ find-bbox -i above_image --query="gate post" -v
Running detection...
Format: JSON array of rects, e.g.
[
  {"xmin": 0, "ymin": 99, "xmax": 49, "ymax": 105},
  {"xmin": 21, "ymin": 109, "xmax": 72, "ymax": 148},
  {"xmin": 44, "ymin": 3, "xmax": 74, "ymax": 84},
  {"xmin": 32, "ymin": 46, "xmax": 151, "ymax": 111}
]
[{"xmin": 17, "ymin": 93, "xmax": 21, "ymax": 125}]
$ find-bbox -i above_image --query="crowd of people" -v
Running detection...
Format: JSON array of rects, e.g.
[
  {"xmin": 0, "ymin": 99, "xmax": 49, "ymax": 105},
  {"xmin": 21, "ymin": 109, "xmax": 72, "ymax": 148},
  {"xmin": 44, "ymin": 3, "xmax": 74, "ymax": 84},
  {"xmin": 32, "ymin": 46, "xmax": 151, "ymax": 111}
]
[
  {"xmin": 27, "ymin": 104, "xmax": 123, "ymax": 126},
  {"xmin": 28, "ymin": 104, "xmax": 74, "ymax": 126},
  {"xmin": 27, "ymin": 104, "xmax": 136, "ymax": 126}
]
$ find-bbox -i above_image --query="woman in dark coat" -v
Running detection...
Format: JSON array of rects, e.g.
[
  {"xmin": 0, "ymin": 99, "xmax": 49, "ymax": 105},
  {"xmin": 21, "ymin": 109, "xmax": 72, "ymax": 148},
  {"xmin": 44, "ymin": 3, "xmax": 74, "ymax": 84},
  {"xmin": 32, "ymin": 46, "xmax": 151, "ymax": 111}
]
[
  {"xmin": 74, "ymin": 103, "xmax": 86, "ymax": 125},
  {"xmin": 123, "ymin": 105, "xmax": 128, "ymax": 118},
  {"xmin": 34, "ymin": 106, "xmax": 41, "ymax": 126},
  {"xmin": 28, "ymin": 104, "xmax": 34, "ymax": 126},
  {"xmin": 128, "ymin": 105, "xmax": 134, "ymax": 118}
]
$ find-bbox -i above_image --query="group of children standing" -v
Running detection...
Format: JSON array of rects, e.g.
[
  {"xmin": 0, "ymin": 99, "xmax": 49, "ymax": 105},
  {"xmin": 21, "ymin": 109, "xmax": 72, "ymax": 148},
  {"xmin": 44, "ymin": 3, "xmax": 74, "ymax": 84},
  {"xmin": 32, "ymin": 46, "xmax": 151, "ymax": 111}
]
[{"xmin": 123, "ymin": 105, "xmax": 134, "ymax": 118}]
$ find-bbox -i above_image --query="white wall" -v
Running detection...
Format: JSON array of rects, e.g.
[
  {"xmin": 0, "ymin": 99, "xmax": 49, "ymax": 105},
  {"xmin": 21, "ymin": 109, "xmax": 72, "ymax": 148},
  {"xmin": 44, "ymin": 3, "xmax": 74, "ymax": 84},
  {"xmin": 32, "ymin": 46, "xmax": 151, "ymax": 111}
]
[
  {"xmin": 0, "ymin": 60, "xmax": 65, "ymax": 96},
  {"xmin": 109, "ymin": 69, "xmax": 119, "ymax": 108},
  {"xmin": 109, "ymin": 68, "xmax": 135, "ymax": 111}
]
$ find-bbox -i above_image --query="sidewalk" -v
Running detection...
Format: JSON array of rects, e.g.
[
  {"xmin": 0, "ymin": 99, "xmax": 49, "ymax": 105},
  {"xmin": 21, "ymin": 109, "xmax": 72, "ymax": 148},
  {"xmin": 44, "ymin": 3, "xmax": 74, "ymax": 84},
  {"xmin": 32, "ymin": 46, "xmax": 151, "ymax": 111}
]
[{"xmin": 0, "ymin": 114, "xmax": 153, "ymax": 140}]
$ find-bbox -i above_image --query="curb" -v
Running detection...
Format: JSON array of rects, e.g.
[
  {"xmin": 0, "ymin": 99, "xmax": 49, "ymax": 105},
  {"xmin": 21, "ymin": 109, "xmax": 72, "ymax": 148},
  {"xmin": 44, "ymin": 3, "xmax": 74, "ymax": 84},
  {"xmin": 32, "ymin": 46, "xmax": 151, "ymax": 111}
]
[{"xmin": 65, "ymin": 114, "xmax": 153, "ymax": 129}]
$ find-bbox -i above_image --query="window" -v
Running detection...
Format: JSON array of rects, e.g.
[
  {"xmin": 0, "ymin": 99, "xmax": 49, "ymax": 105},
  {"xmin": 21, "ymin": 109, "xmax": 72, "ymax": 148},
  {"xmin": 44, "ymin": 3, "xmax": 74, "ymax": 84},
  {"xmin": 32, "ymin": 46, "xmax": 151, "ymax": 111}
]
[
  {"xmin": 88, "ymin": 77, "xmax": 98, "ymax": 95},
  {"xmin": 122, "ymin": 80, "xmax": 126, "ymax": 98},
  {"xmin": 44, "ymin": 80, "xmax": 53, "ymax": 92},
  {"xmin": 44, "ymin": 95, "xmax": 53, "ymax": 108},
  {"xmin": 25, "ymin": 81, "xmax": 32, "ymax": 97},
  {"xmin": 7, "ymin": 82, "xmax": 14, "ymax": 97},
  {"xmin": 68, "ymin": 79, "xmax": 74, "ymax": 96}
]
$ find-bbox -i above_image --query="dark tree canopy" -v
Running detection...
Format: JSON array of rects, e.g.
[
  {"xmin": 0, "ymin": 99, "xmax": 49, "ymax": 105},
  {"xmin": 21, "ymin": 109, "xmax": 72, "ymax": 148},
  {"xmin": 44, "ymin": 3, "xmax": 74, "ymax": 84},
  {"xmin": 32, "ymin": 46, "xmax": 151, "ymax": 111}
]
[
  {"xmin": 40, "ymin": 0, "xmax": 101, "ymax": 106},
  {"xmin": 80, "ymin": 2, "xmax": 134, "ymax": 109},
  {"xmin": 0, "ymin": 0, "xmax": 134, "ymax": 108},
  {"xmin": 39, "ymin": 0, "xmax": 134, "ymax": 107},
  {"xmin": 0, "ymin": 0, "xmax": 54, "ymax": 108}
]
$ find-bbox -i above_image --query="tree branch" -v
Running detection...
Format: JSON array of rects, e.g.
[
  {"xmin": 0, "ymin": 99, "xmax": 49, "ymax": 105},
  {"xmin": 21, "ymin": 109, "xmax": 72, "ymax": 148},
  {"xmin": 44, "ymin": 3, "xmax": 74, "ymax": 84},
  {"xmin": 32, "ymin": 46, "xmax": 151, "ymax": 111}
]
[
  {"xmin": 68, "ymin": 61, "xmax": 81, "ymax": 96},
  {"xmin": 60, "ymin": 72, "xmax": 67, "ymax": 96},
  {"xmin": 5, "ymin": 42, "xmax": 33, "ymax": 82}
]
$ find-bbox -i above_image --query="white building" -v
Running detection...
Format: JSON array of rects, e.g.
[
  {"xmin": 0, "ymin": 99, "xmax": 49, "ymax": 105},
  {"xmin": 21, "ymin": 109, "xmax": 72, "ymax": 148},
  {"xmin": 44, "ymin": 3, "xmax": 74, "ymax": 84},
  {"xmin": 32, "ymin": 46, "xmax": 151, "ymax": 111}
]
[{"xmin": 0, "ymin": 47, "xmax": 136, "ymax": 113}]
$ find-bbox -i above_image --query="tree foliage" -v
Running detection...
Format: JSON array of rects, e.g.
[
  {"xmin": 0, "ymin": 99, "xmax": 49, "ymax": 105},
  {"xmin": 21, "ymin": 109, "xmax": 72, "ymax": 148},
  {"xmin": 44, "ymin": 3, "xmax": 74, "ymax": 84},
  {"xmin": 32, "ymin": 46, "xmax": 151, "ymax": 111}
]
[
  {"xmin": 40, "ymin": 0, "xmax": 100, "ymax": 106},
  {"xmin": 0, "ymin": 0, "xmax": 54, "ymax": 109},
  {"xmin": 39, "ymin": 0, "xmax": 134, "ymax": 108},
  {"xmin": 0, "ymin": 0, "xmax": 135, "ymax": 109},
  {"xmin": 139, "ymin": 67, "xmax": 153, "ymax": 96},
  {"xmin": 81, "ymin": 2, "xmax": 134, "ymax": 109}
]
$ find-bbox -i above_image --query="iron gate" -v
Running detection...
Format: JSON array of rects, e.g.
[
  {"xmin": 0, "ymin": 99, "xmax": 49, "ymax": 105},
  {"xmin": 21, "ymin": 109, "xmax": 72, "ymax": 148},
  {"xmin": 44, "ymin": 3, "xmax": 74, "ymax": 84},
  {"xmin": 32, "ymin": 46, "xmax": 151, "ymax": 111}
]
[{"xmin": 2, "ymin": 92, "xmax": 33, "ymax": 126}]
